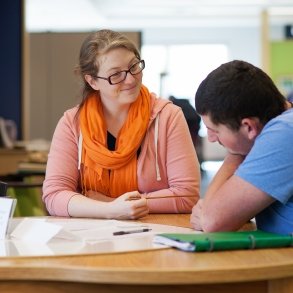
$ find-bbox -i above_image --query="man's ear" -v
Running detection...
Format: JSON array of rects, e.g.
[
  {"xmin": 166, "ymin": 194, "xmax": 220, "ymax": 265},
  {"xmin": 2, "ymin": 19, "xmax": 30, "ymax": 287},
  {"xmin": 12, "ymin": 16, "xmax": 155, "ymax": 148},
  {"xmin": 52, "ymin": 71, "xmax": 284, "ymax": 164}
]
[
  {"xmin": 241, "ymin": 117, "xmax": 262, "ymax": 140},
  {"xmin": 84, "ymin": 74, "xmax": 99, "ymax": 90}
]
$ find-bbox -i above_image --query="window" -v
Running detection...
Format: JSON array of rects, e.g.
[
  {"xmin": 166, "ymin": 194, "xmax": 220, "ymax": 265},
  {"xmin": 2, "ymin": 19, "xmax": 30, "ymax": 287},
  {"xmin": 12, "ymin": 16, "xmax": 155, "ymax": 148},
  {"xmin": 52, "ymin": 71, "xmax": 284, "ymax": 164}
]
[
  {"xmin": 141, "ymin": 44, "xmax": 228, "ymax": 108},
  {"xmin": 142, "ymin": 44, "xmax": 228, "ymax": 167}
]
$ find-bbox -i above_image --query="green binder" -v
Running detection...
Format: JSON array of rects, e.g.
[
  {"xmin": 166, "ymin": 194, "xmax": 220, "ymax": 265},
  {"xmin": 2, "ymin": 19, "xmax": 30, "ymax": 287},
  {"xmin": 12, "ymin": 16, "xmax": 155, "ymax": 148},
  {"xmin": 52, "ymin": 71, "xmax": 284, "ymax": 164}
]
[{"xmin": 153, "ymin": 230, "xmax": 293, "ymax": 252}]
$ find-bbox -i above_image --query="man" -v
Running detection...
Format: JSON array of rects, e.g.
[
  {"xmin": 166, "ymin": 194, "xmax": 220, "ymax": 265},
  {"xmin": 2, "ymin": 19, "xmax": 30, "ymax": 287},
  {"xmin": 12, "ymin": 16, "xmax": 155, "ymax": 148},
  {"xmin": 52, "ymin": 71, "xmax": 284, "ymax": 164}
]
[{"xmin": 190, "ymin": 60, "xmax": 293, "ymax": 235}]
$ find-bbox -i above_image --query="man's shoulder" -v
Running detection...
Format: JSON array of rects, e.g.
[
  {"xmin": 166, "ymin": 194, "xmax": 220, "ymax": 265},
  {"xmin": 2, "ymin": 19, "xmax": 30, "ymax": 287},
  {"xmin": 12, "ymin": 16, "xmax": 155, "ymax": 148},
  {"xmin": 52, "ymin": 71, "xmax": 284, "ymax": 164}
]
[{"xmin": 263, "ymin": 109, "xmax": 293, "ymax": 132}]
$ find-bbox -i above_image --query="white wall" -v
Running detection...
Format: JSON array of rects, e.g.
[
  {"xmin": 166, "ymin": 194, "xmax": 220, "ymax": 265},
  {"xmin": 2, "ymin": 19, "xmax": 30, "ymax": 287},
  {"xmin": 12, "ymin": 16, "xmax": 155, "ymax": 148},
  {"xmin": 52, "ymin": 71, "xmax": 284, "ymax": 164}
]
[
  {"xmin": 143, "ymin": 26, "xmax": 261, "ymax": 67},
  {"xmin": 142, "ymin": 26, "xmax": 261, "ymax": 161}
]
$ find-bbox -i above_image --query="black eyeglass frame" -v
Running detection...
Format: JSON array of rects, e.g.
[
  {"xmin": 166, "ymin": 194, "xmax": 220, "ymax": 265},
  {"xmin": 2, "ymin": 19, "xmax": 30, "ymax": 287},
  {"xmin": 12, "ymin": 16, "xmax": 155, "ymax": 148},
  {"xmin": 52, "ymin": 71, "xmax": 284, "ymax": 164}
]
[{"xmin": 95, "ymin": 60, "xmax": 145, "ymax": 85}]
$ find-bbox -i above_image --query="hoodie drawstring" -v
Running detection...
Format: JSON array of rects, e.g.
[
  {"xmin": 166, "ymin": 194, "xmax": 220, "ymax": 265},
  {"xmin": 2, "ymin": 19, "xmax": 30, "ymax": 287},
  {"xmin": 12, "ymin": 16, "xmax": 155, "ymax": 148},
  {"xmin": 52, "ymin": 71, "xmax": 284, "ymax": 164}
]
[{"xmin": 154, "ymin": 114, "xmax": 161, "ymax": 181}]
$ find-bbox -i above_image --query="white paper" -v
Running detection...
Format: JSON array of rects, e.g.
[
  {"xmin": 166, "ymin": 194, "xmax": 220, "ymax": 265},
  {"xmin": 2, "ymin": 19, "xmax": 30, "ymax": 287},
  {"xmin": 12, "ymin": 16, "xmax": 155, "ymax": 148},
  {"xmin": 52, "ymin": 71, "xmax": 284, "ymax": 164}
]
[
  {"xmin": 47, "ymin": 218, "xmax": 120, "ymax": 231},
  {"xmin": 153, "ymin": 235, "xmax": 196, "ymax": 251},
  {"xmin": 10, "ymin": 218, "xmax": 78, "ymax": 243},
  {"xmin": 0, "ymin": 197, "xmax": 16, "ymax": 240},
  {"xmin": 43, "ymin": 218, "xmax": 149, "ymax": 242},
  {"xmin": 11, "ymin": 218, "xmax": 83, "ymax": 244},
  {"xmin": 12, "ymin": 240, "xmax": 54, "ymax": 255},
  {"xmin": 2, "ymin": 217, "xmax": 198, "ymax": 257}
]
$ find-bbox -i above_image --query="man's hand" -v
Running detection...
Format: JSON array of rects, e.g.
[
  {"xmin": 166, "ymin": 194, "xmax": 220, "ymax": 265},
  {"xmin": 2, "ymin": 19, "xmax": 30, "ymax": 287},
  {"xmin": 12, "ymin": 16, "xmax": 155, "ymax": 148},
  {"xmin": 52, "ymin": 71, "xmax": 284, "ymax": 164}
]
[{"xmin": 190, "ymin": 198, "xmax": 204, "ymax": 231}]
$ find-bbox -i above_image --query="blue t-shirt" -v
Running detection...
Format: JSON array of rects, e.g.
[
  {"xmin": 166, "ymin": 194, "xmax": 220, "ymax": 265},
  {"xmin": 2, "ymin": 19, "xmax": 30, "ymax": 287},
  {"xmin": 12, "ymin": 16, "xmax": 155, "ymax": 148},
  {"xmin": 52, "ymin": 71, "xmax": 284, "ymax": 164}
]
[{"xmin": 235, "ymin": 109, "xmax": 293, "ymax": 235}]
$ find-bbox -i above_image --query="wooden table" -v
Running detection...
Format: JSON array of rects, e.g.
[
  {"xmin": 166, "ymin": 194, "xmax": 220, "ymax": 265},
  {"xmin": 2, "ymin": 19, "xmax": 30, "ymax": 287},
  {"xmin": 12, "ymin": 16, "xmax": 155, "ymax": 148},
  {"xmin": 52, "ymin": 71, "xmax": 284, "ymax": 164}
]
[
  {"xmin": 0, "ymin": 148, "xmax": 46, "ymax": 176},
  {"xmin": 0, "ymin": 148, "xmax": 30, "ymax": 175},
  {"xmin": 0, "ymin": 214, "xmax": 292, "ymax": 293}
]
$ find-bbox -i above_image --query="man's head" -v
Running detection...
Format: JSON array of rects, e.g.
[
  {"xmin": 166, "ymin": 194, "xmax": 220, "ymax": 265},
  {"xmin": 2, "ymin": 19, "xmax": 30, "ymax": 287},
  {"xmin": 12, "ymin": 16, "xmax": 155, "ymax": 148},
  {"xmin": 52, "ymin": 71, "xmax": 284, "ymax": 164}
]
[
  {"xmin": 195, "ymin": 60, "xmax": 286, "ymax": 131},
  {"xmin": 195, "ymin": 60, "xmax": 286, "ymax": 155}
]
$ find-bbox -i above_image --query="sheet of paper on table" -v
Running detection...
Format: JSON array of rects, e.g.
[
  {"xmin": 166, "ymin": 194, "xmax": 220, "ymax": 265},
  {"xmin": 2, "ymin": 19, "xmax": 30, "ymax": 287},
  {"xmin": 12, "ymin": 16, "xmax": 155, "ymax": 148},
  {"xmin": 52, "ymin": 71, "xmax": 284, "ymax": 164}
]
[
  {"xmin": 0, "ymin": 197, "xmax": 17, "ymax": 240},
  {"xmin": 1, "ymin": 217, "xmax": 200, "ymax": 257}
]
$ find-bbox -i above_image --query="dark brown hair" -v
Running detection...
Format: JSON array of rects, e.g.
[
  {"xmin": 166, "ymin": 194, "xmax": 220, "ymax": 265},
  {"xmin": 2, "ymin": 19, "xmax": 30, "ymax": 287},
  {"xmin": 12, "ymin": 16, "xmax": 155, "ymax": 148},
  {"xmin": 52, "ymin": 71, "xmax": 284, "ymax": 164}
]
[{"xmin": 195, "ymin": 60, "xmax": 286, "ymax": 130}]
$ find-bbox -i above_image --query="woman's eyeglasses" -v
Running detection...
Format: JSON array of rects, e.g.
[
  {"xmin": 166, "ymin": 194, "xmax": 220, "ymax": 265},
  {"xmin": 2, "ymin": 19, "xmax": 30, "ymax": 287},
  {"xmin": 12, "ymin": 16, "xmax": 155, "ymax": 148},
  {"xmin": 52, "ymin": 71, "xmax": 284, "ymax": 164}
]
[{"xmin": 95, "ymin": 60, "xmax": 145, "ymax": 85}]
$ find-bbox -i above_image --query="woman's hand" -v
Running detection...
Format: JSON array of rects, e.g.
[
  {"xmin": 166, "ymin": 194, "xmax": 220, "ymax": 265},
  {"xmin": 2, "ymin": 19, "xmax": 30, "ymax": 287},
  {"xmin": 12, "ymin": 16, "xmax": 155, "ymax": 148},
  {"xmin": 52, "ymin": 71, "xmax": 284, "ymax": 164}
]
[{"xmin": 109, "ymin": 191, "xmax": 149, "ymax": 220}]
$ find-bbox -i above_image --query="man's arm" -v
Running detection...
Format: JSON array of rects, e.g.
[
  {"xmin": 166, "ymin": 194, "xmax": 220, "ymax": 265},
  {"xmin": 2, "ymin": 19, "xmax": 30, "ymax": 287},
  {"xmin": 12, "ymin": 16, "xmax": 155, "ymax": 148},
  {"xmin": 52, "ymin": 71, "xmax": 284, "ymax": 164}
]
[
  {"xmin": 204, "ymin": 153, "xmax": 245, "ymax": 198},
  {"xmin": 191, "ymin": 153, "xmax": 275, "ymax": 231}
]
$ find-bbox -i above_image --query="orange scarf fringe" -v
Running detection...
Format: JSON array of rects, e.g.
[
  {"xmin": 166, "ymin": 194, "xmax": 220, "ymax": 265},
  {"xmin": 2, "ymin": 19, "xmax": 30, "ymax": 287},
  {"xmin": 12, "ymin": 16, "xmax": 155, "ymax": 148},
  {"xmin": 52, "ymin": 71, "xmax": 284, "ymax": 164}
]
[{"xmin": 79, "ymin": 85, "xmax": 151, "ymax": 197}]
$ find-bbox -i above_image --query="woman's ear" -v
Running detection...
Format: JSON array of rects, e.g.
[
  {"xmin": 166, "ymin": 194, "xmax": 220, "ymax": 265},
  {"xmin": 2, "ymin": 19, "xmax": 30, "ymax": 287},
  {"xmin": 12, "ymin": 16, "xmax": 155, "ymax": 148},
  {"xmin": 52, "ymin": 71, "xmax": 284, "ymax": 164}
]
[
  {"xmin": 84, "ymin": 74, "xmax": 99, "ymax": 90},
  {"xmin": 241, "ymin": 117, "xmax": 262, "ymax": 140}
]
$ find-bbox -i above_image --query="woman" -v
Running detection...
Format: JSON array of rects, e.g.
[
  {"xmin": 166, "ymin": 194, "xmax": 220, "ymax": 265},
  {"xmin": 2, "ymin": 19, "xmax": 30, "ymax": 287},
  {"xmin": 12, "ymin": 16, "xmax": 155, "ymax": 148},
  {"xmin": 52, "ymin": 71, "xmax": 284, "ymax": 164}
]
[{"xmin": 42, "ymin": 29, "xmax": 200, "ymax": 220}]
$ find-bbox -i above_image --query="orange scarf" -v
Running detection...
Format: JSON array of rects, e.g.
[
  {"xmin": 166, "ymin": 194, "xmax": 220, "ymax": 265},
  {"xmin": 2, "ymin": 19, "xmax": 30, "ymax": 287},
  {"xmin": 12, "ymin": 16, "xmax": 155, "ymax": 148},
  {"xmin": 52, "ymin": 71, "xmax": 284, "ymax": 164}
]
[{"xmin": 79, "ymin": 85, "xmax": 151, "ymax": 197}]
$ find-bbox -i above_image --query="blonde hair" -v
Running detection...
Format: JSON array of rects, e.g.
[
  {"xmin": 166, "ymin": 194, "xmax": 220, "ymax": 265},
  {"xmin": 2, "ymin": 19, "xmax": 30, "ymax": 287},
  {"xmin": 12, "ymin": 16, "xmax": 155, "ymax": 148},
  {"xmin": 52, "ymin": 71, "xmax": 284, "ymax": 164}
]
[{"xmin": 75, "ymin": 29, "xmax": 141, "ymax": 104}]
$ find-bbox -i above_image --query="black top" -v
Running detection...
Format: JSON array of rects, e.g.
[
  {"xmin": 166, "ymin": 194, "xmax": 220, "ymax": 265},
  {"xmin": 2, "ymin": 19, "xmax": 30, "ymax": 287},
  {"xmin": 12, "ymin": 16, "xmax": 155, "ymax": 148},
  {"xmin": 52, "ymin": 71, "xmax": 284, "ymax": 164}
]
[
  {"xmin": 107, "ymin": 131, "xmax": 116, "ymax": 151},
  {"xmin": 107, "ymin": 131, "xmax": 141, "ymax": 156}
]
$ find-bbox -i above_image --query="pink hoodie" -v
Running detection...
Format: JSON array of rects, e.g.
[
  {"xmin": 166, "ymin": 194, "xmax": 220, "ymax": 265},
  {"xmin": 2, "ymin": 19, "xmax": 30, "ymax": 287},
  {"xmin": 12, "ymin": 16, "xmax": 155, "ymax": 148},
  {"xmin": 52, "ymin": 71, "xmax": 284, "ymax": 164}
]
[{"xmin": 42, "ymin": 94, "xmax": 200, "ymax": 216}]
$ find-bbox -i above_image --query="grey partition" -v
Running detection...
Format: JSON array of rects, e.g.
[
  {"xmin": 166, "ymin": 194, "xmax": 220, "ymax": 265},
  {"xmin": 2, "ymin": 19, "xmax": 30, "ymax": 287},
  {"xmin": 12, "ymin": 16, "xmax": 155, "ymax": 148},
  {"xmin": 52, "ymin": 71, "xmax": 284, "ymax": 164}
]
[{"xmin": 28, "ymin": 31, "xmax": 141, "ymax": 140}]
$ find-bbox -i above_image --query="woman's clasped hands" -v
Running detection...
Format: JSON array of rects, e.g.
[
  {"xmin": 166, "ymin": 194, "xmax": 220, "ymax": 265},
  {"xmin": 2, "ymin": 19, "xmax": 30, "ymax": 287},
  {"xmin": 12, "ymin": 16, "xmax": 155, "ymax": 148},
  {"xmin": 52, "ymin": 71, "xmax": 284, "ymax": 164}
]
[
  {"xmin": 87, "ymin": 190, "xmax": 149, "ymax": 220},
  {"xmin": 111, "ymin": 191, "xmax": 149, "ymax": 220}
]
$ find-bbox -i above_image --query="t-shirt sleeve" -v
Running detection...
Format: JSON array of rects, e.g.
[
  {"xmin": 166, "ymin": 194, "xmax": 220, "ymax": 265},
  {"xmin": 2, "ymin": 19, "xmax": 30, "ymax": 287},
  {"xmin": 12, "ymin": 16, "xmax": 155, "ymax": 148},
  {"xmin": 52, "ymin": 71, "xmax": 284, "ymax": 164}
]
[{"xmin": 235, "ymin": 119, "xmax": 293, "ymax": 204}]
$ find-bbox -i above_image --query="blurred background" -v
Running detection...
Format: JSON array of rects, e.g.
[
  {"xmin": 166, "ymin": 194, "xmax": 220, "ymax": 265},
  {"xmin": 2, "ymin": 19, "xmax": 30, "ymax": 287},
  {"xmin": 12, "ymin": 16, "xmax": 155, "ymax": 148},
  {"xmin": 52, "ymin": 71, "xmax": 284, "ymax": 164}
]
[{"xmin": 1, "ymin": 0, "xmax": 293, "ymax": 196}]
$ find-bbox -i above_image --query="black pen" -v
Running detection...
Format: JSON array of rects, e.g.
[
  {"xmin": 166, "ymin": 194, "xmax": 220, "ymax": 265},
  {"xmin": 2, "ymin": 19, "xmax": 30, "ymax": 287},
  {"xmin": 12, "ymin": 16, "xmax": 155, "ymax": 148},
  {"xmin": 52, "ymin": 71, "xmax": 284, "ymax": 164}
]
[{"xmin": 113, "ymin": 228, "xmax": 152, "ymax": 236}]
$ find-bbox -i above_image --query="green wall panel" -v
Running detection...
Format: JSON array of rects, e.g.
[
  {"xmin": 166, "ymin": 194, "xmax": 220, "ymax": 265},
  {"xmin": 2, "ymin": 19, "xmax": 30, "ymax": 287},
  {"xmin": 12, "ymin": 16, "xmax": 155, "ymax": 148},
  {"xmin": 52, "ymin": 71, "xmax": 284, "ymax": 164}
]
[{"xmin": 270, "ymin": 41, "xmax": 293, "ymax": 97}]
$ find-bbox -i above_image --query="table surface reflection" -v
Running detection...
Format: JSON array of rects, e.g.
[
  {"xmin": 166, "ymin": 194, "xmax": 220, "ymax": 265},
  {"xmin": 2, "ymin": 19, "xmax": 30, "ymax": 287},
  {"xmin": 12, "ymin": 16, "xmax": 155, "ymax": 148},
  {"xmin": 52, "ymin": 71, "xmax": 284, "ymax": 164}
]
[{"xmin": 0, "ymin": 214, "xmax": 292, "ymax": 293}]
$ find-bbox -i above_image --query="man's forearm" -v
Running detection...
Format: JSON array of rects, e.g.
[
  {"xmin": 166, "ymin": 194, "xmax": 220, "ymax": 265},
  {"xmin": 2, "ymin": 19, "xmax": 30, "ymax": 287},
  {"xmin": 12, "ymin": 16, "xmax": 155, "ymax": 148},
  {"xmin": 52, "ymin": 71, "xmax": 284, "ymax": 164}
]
[{"xmin": 205, "ymin": 153, "xmax": 245, "ymax": 199}]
